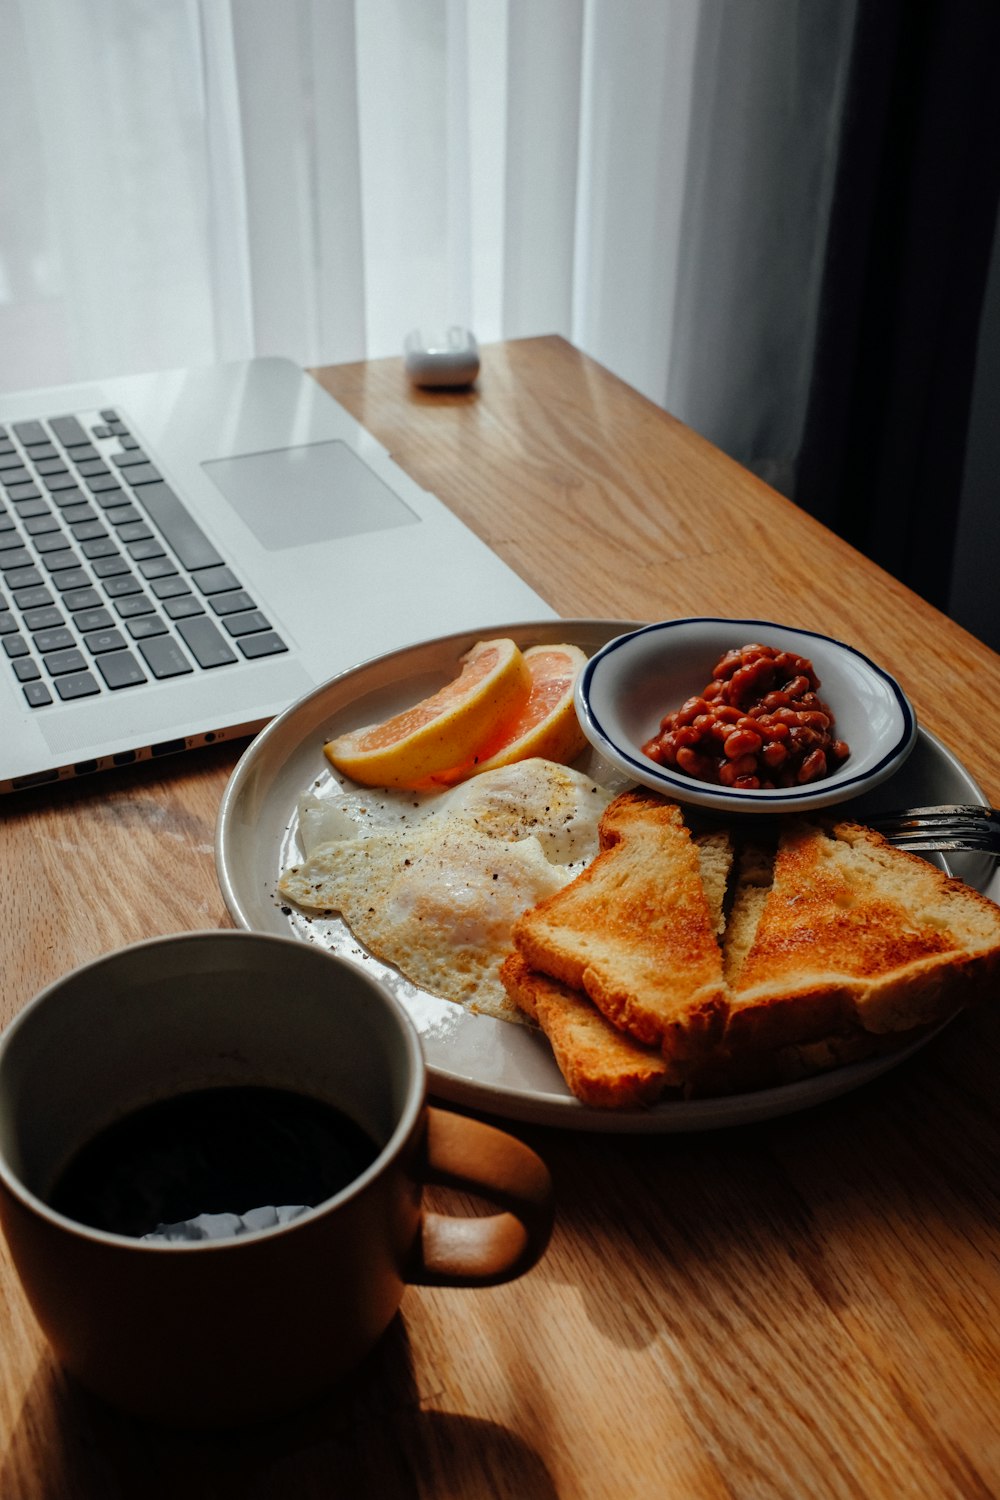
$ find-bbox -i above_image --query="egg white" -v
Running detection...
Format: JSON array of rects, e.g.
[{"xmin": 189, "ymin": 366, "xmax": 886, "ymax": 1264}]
[{"xmin": 279, "ymin": 759, "xmax": 615, "ymax": 1021}]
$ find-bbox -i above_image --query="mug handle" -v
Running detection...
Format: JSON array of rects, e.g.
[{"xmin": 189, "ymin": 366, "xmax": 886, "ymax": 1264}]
[{"xmin": 408, "ymin": 1106, "xmax": 554, "ymax": 1287}]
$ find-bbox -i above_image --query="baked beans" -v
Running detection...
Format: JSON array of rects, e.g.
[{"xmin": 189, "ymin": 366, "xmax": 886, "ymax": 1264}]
[{"xmin": 642, "ymin": 643, "xmax": 850, "ymax": 790}]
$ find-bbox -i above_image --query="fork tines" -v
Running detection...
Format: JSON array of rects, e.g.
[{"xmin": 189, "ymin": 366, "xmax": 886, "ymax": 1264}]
[{"xmin": 865, "ymin": 804, "xmax": 1000, "ymax": 856}]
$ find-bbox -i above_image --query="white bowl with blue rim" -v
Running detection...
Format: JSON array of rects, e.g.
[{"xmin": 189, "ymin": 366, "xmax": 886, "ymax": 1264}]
[{"xmin": 574, "ymin": 618, "xmax": 918, "ymax": 814}]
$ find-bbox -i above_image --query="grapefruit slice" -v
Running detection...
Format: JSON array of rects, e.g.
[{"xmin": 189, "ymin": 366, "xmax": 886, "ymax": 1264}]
[
  {"xmin": 437, "ymin": 643, "xmax": 590, "ymax": 782},
  {"xmin": 323, "ymin": 638, "xmax": 531, "ymax": 788}
]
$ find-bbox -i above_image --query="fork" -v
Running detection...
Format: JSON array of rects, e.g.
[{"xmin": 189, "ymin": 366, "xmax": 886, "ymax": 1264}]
[{"xmin": 865, "ymin": 804, "xmax": 1000, "ymax": 855}]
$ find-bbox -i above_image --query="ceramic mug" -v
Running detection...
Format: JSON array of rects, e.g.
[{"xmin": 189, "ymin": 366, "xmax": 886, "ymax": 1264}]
[{"xmin": 0, "ymin": 931, "xmax": 553, "ymax": 1428}]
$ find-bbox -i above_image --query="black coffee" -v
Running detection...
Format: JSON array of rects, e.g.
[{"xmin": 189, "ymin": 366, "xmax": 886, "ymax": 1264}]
[{"xmin": 50, "ymin": 1085, "xmax": 380, "ymax": 1239}]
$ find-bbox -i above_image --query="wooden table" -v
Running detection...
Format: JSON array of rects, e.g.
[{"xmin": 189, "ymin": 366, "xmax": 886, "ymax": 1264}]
[{"xmin": 2, "ymin": 335, "xmax": 998, "ymax": 1498}]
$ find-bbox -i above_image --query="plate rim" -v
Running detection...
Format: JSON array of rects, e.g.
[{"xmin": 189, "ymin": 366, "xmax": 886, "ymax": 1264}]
[{"xmin": 215, "ymin": 617, "xmax": 984, "ymax": 1134}]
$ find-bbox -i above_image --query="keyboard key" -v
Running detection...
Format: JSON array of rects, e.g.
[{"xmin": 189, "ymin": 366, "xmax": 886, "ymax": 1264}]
[
  {"xmin": 56, "ymin": 500, "xmax": 94, "ymax": 522},
  {"xmin": 55, "ymin": 670, "xmax": 100, "ymax": 700},
  {"xmin": 12, "ymin": 498, "xmax": 48, "ymax": 518},
  {"xmin": 0, "ymin": 532, "xmax": 27, "ymax": 552},
  {"xmin": 7, "ymin": 483, "xmax": 41, "ymax": 502},
  {"xmin": 6, "ymin": 566, "xmax": 44, "ymax": 589},
  {"xmin": 0, "ymin": 549, "xmax": 33, "ymax": 572},
  {"xmin": 3, "ymin": 634, "xmax": 29, "ymax": 658},
  {"xmin": 54, "ymin": 571, "xmax": 94, "ymax": 595},
  {"xmin": 223, "ymin": 610, "xmax": 271, "ymax": 637},
  {"xmin": 114, "ymin": 595, "xmax": 156, "ymax": 618},
  {"xmin": 138, "ymin": 635, "xmax": 193, "ymax": 679},
  {"xmin": 23, "ymin": 681, "xmax": 52, "ymax": 708},
  {"xmin": 135, "ymin": 482, "xmax": 223, "ymax": 570},
  {"xmin": 84, "ymin": 628, "xmax": 127, "ymax": 654},
  {"xmin": 116, "ymin": 521, "xmax": 154, "ymax": 543},
  {"xmin": 127, "ymin": 615, "xmax": 168, "ymax": 639},
  {"xmin": 33, "ymin": 628, "xmax": 76, "ymax": 653},
  {"xmin": 81, "ymin": 537, "xmax": 119, "ymax": 560},
  {"xmin": 0, "ymin": 467, "xmax": 31, "ymax": 487},
  {"xmin": 103, "ymin": 575, "xmax": 144, "ymax": 598},
  {"xmin": 238, "ymin": 631, "xmax": 288, "ymax": 659},
  {"xmin": 13, "ymin": 585, "xmax": 53, "ymax": 609},
  {"xmin": 43, "ymin": 472, "xmax": 84, "ymax": 493},
  {"xmin": 70, "ymin": 520, "xmax": 108, "ymax": 542},
  {"xmin": 13, "ymin": 420, "xmax": 48, "ymax": 447},
  {"xmin": 127, "ymin": 537, "xmax": 165, "ymax": 561},
  {"xmin": 92, "ymin": 554, "xmax": 131, "ymax": 578},
  {"xmin": 23, "ymin": 606, "xmax": 64, "ymax": 630},
  {"xmin": 23, "ymin": 513, "xmax": 60, "ymax": 536},
  {"xmin": 0, "ymin": 452, "xmax": 28, "ymax": 473},
  {"xmin": 176, "ymin": 616, "xmax": 237, "ymax": 668},
  {"xmin": 100, "ymin": 409, "xmax": 119, "ymax": 422},
  {"xmin": 27, "ymin": 443, "xmax": 58, "ymax": 461},
  {"xmin": 102, "ymin": 504, "xmax": 142, "ymax": 526},
  {"xmin": 138, "ymin": 556, "xmax": 177, "ymax": 580},
  {"xmin": 72, "ymin": 607, "xmax": 114, "ymax": 632},
  {"xmin": 111, "ymin": 450, "xmax": 149, "ymax": 467},
  {"xmin": 120, "ymin": 462, "xmax": 161, "ymax": 485},
  {"xmin": 44, "ymin": 647, "xmax": 87, "ymax": 675},
  {"xmin": 90, "ymin": 424, "xmax": 114, "ymax": 440},
  {"xmin": 0, "ymin": 611, "xmax": 17, "ymax": 633},
  {"xmin": 96, "ymin": 650, "xmax": 146, "ymax": 689},
  {"xmin": 120, "ymin": 434, "xmax": 141, "ymax": 451},
  {"xmin": 74, "ymin": 459, "xmax": 110, "ymax": 478},
  {"xmin": 60, "ymin": 579, "xmax": 100, "ymax": 609},
  {"xmin": 34, "ymin": 458, "xmax": 68, "ymax": 477},
  {"xmin": 86, "ymin": 474, "xmax": 124, "ymax": 495},
  {"xmin": 13, "ymin": 657, "xmax": 41, "ymax": 682},
  {"xmin": 43, "ymin": 550, "xmax": 84, "ymax": 573},
  {"xmin": 150, "ymin": 576, "xmax": 190, "ymax": 600},
  {"xmin": 49, "ymin": 415, "xmax": 89, "ymax": 447},
  {"xmin": 192, "ymin": 566, "xmax": 241, "ymax": 596},
  {"xmin": 163, "ymin": 596, "xmax": 204, "ymax": 620},
  {"xmin": 34, "ymin": 531, "xmax": 73, "ymax": 554}
]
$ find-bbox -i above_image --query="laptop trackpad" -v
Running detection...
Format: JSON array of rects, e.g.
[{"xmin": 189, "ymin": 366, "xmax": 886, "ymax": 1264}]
[{"xmin": 202, "ymin": 441, "xmax": 419, "ymax": 551}]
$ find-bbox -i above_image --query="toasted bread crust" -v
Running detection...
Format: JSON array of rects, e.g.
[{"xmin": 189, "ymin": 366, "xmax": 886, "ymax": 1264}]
[
  {"xmin": 512, "ymin": 791, "xmax": 731, "ymax": 1059},
  {"xmin": 724, "ymin": 818, "xmax": 1000, "ymax": 1046},
  {"xmin": 509, "ymin": 792, "xmax": 1000, "ymax": 1108},
  {"xmin": 500, "ymin": 953, "xmax": 673, "ymax": 1108}
]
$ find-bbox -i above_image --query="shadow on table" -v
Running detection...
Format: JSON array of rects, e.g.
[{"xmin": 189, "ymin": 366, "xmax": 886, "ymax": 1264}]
[
  {"xmin": 0, "ymin": 1317, "xmax": 558, "ymax": 1500},
  {"xmin": 513, "ymin": 1001, "xmax": 1000, "ymax": 1354}
]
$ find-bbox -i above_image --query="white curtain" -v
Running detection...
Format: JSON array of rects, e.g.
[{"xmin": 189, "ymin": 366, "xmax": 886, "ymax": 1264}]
[{"xmin": 0, "ymin": 0, "xmax": 855, "ymax": 488}]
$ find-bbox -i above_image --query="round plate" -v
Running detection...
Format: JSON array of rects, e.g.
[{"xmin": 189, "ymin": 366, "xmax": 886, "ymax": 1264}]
[{"xmin": 216, "ymin": 619, "xmax": 994, "ymax": 1133}]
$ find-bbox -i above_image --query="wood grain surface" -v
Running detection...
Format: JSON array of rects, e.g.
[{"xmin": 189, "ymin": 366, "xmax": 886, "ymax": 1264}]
[{"xmin": 1, "ymin": 336, "xmax": 998, "ymax": 1498}]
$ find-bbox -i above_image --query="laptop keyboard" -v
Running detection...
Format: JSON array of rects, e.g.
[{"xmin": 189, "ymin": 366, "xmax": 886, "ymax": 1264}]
[{"xmin": 0, "ymin": 409, "xmax": 287, "ymax": 708}]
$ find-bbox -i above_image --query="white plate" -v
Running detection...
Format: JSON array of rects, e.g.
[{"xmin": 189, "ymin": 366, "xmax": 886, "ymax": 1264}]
[{"xmin": 216, "ymin": 619, "xmax": 996, "ymax": 1133}]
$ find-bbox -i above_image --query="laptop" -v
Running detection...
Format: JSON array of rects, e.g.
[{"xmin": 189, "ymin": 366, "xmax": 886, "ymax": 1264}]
[{"xmin": 0, "ymin": 357, "xmax": 553, "ymax": 792}]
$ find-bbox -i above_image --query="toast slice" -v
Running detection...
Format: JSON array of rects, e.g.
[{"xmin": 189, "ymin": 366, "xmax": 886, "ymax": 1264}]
[
  {"xmin": 511, "ymin": 791, "xmax": 732, "ymax": 1063},
  {"xmin": 508, "ymin": 792, "xmax": 1000, "ymax": 1107},
  {"xmin": 721, "ymin": 817, "xmax": 1000, "ymax": 1051},
  {"xmin": 500, "ymin": 952, "xmax": 673, "ymax": 1107}
]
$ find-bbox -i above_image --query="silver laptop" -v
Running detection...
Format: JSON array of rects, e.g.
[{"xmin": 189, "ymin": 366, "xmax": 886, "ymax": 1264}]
[{"xmin": 0, "ymin": 357, "xmax": 552, "ymax": 792}]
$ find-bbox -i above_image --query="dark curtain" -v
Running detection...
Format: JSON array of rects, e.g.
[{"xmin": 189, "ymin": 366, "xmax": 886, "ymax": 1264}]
[{"xmin": 794, "ymin": 0, "xmax": 1000, "ymax": 610}]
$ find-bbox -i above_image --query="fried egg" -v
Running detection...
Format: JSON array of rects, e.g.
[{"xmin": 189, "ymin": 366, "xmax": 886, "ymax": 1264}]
[{"xmin": 278, "ymin": 759, "xmax": 615, "ymax": 1021}]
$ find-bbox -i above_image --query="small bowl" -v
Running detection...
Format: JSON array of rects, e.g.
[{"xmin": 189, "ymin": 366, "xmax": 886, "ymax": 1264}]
[{"xmin": 575, "ymin": 617, "xmax": 917, "ymax": 814}]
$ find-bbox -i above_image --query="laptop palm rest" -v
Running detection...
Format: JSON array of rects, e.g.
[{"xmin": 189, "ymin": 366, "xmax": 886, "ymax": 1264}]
[{"xmin": 202, "ymin": 441, "xmax": 420, "ymax": 550}]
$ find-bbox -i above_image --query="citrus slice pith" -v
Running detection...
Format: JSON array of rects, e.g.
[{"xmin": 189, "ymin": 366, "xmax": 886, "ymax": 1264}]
[
  {"xmin": 323, "ymin": 638, "xmax": 531, "ymax": 788},
  {"xmin": 436, "ymin": 643, "xmax": 590, "ymax": 782}
]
